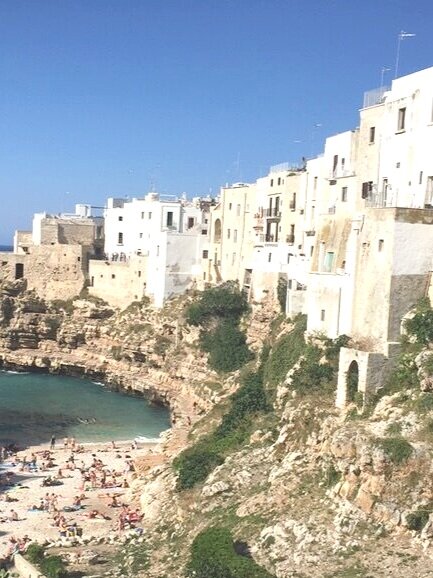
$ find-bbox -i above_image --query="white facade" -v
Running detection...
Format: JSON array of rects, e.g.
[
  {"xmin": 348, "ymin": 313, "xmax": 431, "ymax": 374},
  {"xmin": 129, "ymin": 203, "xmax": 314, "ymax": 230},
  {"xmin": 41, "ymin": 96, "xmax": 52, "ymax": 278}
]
[{"xmin": 90, "ymin": 192, "xmax": 209, "ymax": 308}]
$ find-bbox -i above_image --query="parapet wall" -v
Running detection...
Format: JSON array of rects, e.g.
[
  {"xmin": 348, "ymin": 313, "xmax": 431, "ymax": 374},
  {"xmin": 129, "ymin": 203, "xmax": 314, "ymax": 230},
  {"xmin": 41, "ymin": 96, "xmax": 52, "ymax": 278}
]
[{"xmin": 0, "ymin": 245, "xmax": 89, "ymax": 301}]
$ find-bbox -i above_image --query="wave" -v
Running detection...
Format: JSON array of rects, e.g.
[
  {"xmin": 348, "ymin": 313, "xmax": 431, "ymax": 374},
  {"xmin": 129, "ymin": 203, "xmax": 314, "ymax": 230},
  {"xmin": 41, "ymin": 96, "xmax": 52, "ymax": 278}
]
[
  {"xmin": 134, "ymin": 436, "xmax": 161, "ymax": 444},
  {"xmin": 92, "ymin": 381, "xmax": 106, "ymax": 386},
  {"xmin": 1, "ymin": 370, "xmax": 30, "ymax": 375}
]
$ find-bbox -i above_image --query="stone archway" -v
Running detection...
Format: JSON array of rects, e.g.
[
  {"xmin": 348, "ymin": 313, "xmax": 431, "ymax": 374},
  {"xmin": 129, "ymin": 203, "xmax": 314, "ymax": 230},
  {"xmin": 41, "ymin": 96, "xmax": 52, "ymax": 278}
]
[{"xmin": 346, "ymin": 360, "xmax": 359, "ymax": 402}]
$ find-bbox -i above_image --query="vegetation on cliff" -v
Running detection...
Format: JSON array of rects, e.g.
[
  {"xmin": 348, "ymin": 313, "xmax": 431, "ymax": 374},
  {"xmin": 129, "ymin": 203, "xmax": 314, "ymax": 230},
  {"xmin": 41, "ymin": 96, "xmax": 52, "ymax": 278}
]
[
  {"xmin": 186, "ymin": 527, "xmax": 275, "ymax": 578},
  {"xmin": 185, "ymin": 284, "xmax": 253, "ymax": 372},
  {"xmin": 173, "ymin": 360, "xmax": 270, "ymax": 490}
]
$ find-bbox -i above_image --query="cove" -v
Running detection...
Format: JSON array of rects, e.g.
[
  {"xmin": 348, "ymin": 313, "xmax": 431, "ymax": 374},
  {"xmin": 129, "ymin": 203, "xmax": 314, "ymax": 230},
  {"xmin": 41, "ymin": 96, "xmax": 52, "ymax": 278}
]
[{"xmin": 0, "ymin": 371, "xmax": 170, "ymax": 447}]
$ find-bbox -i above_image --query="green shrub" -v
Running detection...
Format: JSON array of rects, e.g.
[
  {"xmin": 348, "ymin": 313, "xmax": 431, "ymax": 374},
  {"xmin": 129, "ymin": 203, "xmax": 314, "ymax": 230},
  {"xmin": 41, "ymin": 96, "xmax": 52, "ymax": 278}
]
[
  {"xmin": 186, "ymin": 284, "xmax": 248, "ymax": 326},
  {"xmin": 215, "ymin": 372, "xmax": 269, "ymax": 439},
  {"xmin": 26, "ymin": 545, "xmax": 66, "ymax": 578},
  {"xmin": 174, "ymin": 367, "xmax": 270, "ymax": 490},
  {"xmin": 154, "ymin": 336, "xmax": 172, "ymax": 356},
  {"xmin": 406, "ymin": 508, "xmax": 431, "ymax": 532},
  {"xmin": 377, "ymin": 437, "xmax": 413, "ymax": 465},
  {"xmin": 25, "ymin": 543, "xmax": 45, "ymax": 564},
  {"xmin": 174, "ymin": 445, "xmax": 224, "ymax": 490},
  {"xmin": 290, "ymin": 346, "xmax": 334, "ymax": 395},
  {"xmin": 423, "ymin": 355, "xmax": 433, "ymax": 376},
  {"xmin": 40, "ymin": 555, "xmax": 66, "ymax": 578},
  {"xmin": 186, "ymin": 527, "xmax": 275, "ymax": 578},
  {"xmin": 277, "ymin": 277, "xmax": 288, "ymax": 314},
  {"xmin": 404, "ymin": 298, "xmax": 433, "ymax": 345},
  {"xmin": 200, "ymin": 321, "xmax": 253, "ymax": 373},
  {"xmin": 186, "ymin": 285, "xmax": 252, "ymax": 373},
  {"xmin": 263, "ymin": 315, "xmax": 307, "ymax": 386},
  {"xmin": 323, "ymin": 463, "xmax": 340, "ymax": 487}
]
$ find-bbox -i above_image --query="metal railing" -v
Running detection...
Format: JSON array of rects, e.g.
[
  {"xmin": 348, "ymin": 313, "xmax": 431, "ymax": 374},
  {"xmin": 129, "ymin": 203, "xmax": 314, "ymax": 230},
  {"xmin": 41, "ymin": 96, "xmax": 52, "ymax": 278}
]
[
  {"xmin": 265, "ymin": 208, "xmax": 281, "ymax": 218},
  {"xmin": 363, "ymin": 86, "xmax": 390, "ymax": 109}
]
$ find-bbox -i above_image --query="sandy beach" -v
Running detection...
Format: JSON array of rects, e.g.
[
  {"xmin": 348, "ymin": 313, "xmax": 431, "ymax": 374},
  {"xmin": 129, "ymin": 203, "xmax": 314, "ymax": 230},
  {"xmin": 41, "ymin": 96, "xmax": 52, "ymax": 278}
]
[{"xmin": 0, "ymin": 437, "xmax": 158, "ymax": 560}]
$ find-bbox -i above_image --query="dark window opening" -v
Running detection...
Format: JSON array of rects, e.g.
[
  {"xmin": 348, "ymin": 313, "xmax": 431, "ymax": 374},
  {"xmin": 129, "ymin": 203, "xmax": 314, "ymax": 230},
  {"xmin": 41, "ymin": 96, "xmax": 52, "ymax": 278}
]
[{"xmin": 15, "ymin": 263, "xmax": 24, "ymax": 279}]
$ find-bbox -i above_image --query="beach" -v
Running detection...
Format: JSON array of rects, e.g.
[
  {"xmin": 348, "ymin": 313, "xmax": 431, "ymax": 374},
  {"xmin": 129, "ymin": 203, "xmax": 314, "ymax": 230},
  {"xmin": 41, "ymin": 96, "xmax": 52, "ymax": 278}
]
[{"xmin": 0, "ymin": 437, "xmax": 158, "ymax": 561}]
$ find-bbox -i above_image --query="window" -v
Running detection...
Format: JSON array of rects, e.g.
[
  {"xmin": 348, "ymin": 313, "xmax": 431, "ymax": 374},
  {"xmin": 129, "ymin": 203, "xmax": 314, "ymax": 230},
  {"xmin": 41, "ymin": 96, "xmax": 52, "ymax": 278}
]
[
  {"xmin": 118, "ymin": 232, "xmax": 123, "ymax": 245},
  {"xmin": 202, "ymin": 250, "xmax": 209, "ymax": 259},
  {"xmin": 203, "ymin": 272, "xmax": 206, "ymax": 280},
  {"xmin": 139, "ymin": 233, "xmax": 143, "ymax": 238},
  {"xmin": 141, "ymin": 212, "xmax": 144, "ymax": 219},
  {"xmin": 156, "ymin": 245, "xmax": 160, "ymax": 257},
  {"xmin": 419, "ymin": 171, "xmax": 424, "ymax": 185},
  {"xmin": 287, "ymin": 254, "xmax": 291, "ymax": 263},
  {"xmin": 229, "ymin": 203, "xmax": 232, "ymax": 210},
  {"xmin": 332, "ymin": 155, "xmax": 338, "ymax": 177},
  {"xmin": 361, "ymin": 181, "xmax": 373, "ymax": 199},
  {"xmin": 277, "ymin": 177, "xmax": 281, "ymax": 185},
  {"xmin": 166, "ymin": 212, "xmax": 173, "ymax": 227},
  {"xmin": 320, "ymin": 309, "xmax": 326, "ymax": 321},
  {"xmin": 187, "ymin": 217, "xmax": 195, "ymax": 228},
  {"xmin": 323, "ymin": 252, "xmax": 334, "ymax": 272},
  {"xmin": 201, "ymin": 229, "xmax": 207, "ymax": 235},
  {"xmin": 268, "ymin": 253, "xmax": 272, "ymax": 262},
  {"xmin": 341, "ymin": 187, "xmax": 348, "ymax": 202},
  {"xmin": 236, "ymin": 204, "xmax": 241, "ymax": 216},
  {"xmin": 369, "ymin": 127, "xmax": 375, "ymax": 143},
  {"xmin": 148, "ymin": 212, "xmax": 152, "ymax": 219},
  {"xmin": 232, "ymin": 252, "xmax": 236, "ymax": 265},
  {"xmin": 398, "ymin": 107, "xmax": 406, "ymax": 131},
  {"xmin": 111, "ymin": 274, "xmax": 116, "ymax": 279},
  {"xmin": 118, "ymin": 216, "xmax": 123, "ymax": 221},
  {"xmin": 227, "ymin": 229, "xmax": 231, "ymax": 239},
  {"xmin": 310, "ymin": 246, "xmax": 314, "ymax": 256},
  {"xmin": 378, "ymin": 239, "xmax": 384, "ymax": 252},
  {"xmin": 15, "ymin": 263, "xmax": 24, "ymax": 279},
  {"xmin": 138, "ymin": 270, "xmax": 142, "ymax": 277},
  {"xmin": 425, "ymin": 176, "xmax": 433, "ymax": 206},
  {"xmin": 234, "ymin": 229, "xmax": 238, "ymax": 242},
  {"xmin": 270, "ymin": 179, "xmax": 274, "ymax": 187},
  {"xmin": 314, "ymin": 176, "xmax": 318, "ymax": 191}
]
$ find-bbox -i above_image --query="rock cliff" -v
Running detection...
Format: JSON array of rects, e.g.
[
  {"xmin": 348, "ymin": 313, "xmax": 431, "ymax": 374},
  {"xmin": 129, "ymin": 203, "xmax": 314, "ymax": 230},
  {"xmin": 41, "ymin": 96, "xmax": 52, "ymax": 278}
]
[{"xmin": 2, "ymin": 280, "xmax": 433, "ymax": 577}]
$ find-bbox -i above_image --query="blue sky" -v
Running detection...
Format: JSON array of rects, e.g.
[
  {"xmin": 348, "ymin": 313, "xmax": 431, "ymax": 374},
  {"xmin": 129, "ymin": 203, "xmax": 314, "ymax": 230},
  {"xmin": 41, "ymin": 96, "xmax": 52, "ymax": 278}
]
[{"xmin": 1, "ymin": 0, "xmax": 432, "ymax": 243}]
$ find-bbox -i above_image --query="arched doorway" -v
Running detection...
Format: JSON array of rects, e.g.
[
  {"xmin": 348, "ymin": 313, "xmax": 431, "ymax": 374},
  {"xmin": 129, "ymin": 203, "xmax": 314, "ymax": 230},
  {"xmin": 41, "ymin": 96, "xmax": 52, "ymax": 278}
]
[
  {"xmin": 213, "ymin": 219, "xmax": 222, "ymax": 243},
  {"xmin": 346, "ymin": 360, "xmax": 359, "ymax": 402}
]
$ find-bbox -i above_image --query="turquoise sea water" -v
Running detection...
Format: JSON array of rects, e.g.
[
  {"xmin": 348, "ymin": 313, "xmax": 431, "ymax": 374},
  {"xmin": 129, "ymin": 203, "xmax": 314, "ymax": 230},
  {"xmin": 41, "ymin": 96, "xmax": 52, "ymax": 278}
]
[{"xmin": 0, "ymin": 371, "xmax": 170, "ymax": 446}]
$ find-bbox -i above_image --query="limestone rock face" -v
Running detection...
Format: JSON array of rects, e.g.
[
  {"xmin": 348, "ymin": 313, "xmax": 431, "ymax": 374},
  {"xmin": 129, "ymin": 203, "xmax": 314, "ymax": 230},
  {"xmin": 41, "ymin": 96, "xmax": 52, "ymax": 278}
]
[{"xmin": 3, "ymin": 286, "xmax": 433, "ymax": 577}]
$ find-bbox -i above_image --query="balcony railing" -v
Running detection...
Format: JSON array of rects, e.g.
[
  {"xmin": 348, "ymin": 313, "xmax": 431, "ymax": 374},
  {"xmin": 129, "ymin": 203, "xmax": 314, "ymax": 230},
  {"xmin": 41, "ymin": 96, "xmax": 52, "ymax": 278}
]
[
  {"xmin": 363, "ymin": 85, "xmax": 390, "ymax": 109},
  {"xmin": 305, "ymin": 230, "xmax": 316, "ymax": 237},
  {"xmin": 265, "ymin": 208, "xmax": 281, "ymax": 218}
]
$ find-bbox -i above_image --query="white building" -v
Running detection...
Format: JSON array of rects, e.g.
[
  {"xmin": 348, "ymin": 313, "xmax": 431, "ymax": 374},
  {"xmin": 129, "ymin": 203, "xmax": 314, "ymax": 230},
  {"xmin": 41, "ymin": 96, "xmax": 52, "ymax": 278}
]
[{"xmin": 89, "ymin": 193, "xmax": 210, "ymax": 308}]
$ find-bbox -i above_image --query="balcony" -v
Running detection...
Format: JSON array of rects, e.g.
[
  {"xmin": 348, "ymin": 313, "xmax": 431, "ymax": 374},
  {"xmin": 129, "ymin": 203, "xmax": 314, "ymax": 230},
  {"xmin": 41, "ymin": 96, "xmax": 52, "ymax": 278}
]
[
  {"xmin": 305, "ymin": 230, "xmax": 316, "ymax": 237},
  {"xmin": 363, "ymin": 85, "xmax": 390, "ymax": 109},
  {"xmin": 265, "ymin": 208, "xmax": 281, "ymax": 218}
]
